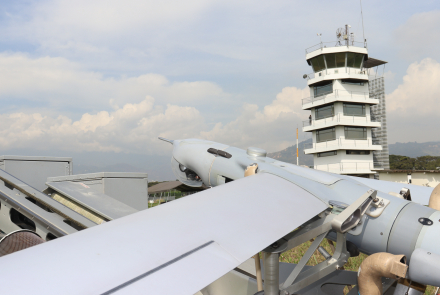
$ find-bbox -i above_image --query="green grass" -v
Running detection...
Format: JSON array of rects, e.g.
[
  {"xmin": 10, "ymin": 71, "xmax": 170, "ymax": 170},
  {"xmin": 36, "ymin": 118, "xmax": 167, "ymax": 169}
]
[{"xmin": 278, "ymin": 239, "xmax": 437, "ymax": 294}]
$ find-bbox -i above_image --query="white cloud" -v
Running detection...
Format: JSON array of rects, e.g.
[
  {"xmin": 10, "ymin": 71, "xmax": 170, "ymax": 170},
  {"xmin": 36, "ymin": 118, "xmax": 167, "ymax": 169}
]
[
  {"xmin": 0, "ymin": 81, "xmax": 309, "ymax": 155},
  {"xmin": 201, "ymin": 86, "xmax": 309, "ymax": 152},
  {"xmin": 394, "ymin": 10, "xmax": 440, "ymax": 61},
  {"xmin": 0, "ymin": 53, "xmax": 226, "ymax": 112},
  {"xmin": 0, "ymin": 96, "xmax": 205, "ymax": 154},
  {"xmin": 387, "ymin": 58, "xmax": 440, "ymax": 143}
]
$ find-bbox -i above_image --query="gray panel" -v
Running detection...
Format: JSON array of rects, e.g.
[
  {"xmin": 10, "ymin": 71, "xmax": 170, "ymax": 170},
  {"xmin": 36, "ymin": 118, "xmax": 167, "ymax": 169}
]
[
  {"xmin": 47, "ymin": 172, "xmax": 149, "ymax": 211},
  {"xmin": 408, "ymin": 248, "xmax": 440, "ymax": 286},
  {"xmin": 415, "ymin": 211, "xmax": 440, "ymax": 255},
  {"xmin": 0, "ymin": 168, "xmax": 96, "ymax": 232},
  {"xmin": 47, "ymin": 172, "xmax": 148, "ymax": 182},
  {"xmin": 387, "ymin": 203, "xmax": 436, "ymax": 260},
  {"xmin": 0, "ymin": 173, "xmax": 327, "ymax": 295},
  {"xmin": 103, "ymin": 178, "xmax": 148, "ymax": 210},
  {"xmin": 47, "ymin": 181, "xmax": 137, "ymax": 220},
  {"xmin": 1, "ymin": 159, "xmax": 71, "ymax": 191},
  {"xmin": 345, "ymin": 190, "xmax": 408, "ymax": 255}
]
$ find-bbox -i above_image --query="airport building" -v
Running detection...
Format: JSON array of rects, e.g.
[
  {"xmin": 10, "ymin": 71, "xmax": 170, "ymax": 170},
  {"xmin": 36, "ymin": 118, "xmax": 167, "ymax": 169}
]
[{"xmin": 302, "ymin": 27, "xmax": 389, "ymax": 177}]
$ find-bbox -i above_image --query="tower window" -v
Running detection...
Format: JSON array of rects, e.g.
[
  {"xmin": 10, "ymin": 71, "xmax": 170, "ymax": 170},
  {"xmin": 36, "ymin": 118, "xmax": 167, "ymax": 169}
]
[
  {"xmin": 315, "ymin": 104, "xmax": 334, "ymax": 120},
  {"xmin": 344, "ymin": 127, "xmax": 367, "ymax": 140},
  {"xmin": 310, "ymin": 55, "xmax": 325, "ymax": 72},
  {"xmin": 316, "ymin": 127, "xmax": 336, "ymax": 143},
  {"xmin": 346, "ymin": 150, "xmax": 370, "ymax": 155},
  {"xmin": 325, "ymin": 53, "xmax": 336, "ymax": 68},
  {"xmin": 343, "ymin": 103, "xmax": 366, "ymax": 117},
  {"xmin": 318, "ymin": 151, "xmax": 337, "ymax": 157},
  {"xmin": 313, "ymin": 81, "xmax": 333, "ymax": 97},
  {"xmin": 335, "ymin": 52, "xmax": 346, "ymax": 67},
  {"xmin": 341, "ymin": 79, "xmax": 365, "ymax": 86}
]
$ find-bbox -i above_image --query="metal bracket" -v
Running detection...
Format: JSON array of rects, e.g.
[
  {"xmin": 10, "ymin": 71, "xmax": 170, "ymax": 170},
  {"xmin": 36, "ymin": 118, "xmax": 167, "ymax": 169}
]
[
  {"xmin": 281, "ymin": 232, "xmax": 350, "ymax": 294},
  {"xmin": 331, "ymin": 189, "xmax": 376, "ymax": 233},
  {"xmin": 261, "ymin": 190, "xmax": 376, "ymax": 294}
]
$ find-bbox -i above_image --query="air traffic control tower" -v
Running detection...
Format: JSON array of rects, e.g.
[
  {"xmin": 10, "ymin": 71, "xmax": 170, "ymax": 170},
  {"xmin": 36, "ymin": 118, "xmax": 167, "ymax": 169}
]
[{"xmin": 302, "ymin": 26, "xmax": 390, "ymax": 178}]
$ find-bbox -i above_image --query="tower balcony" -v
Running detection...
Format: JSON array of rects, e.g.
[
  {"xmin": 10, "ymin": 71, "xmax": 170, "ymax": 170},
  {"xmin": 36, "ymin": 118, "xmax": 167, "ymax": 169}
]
[
  {"xmin": 302, "ymin": 89, "xmax": 379, "ymax": 110},
  {"xmin": 303, "ymin": 138, "xmax": 382, "ymax": 154},
  {"xmin": 305, "ymin": 68, "xmax": 368, "ymax": 87},
  {"xmin": 314, "ymin": 161, "xmax": 384, "ymax": 174},
  {"xmin": 302, "ymin": 114, "xmax": 381, "ymax": 132}
]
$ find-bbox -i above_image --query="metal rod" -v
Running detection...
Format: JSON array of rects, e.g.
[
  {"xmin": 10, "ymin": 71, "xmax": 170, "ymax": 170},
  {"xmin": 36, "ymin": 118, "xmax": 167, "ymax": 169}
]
[
  {"xmin": 282, "ymin": 232, "xmax": 327, "ymax": 288},
  {"xmin": 263, "ymin": 252, "xmax": 280, "ymax": 295}
]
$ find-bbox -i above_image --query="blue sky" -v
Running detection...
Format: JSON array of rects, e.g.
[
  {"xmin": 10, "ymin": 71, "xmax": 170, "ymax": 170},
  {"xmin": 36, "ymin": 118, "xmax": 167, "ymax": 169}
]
[{"xmin": 0, "ymin": 0, "xmax": 439, "ymax": 169}]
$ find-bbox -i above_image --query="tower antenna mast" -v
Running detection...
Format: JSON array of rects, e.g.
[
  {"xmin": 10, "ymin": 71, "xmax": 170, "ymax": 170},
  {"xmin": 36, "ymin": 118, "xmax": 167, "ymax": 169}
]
[{"xmin": 360, "ymin": 0, "xmax": 365, "ymax": 42}]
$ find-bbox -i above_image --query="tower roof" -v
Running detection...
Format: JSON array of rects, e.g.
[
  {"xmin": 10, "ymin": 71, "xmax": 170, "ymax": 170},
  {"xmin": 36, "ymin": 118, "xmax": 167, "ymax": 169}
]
[{"xmin": 363, "ymin": 57, "xmax": 387, "ymax": 68}]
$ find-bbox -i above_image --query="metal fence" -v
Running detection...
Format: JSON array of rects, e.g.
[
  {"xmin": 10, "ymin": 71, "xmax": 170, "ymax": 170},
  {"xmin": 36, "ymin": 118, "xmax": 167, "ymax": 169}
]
[
  {"xmin": 304, "ymin": 68, "xmax": 368, "ymax": 81},
  {"xmin": 304, "ymin": 138, "xmax": 382, "ymax": 151},
  {"xmin": 302, "ymin": 114, "xmax": 380, "ymax": 128},
  {"xmin": 302, "ymin": 89, "xmax": 377, "ymax": 106},
  {"xmin": 305, "ymin": 41, "xmax": 367, "ymax": 55},
  {"xmin": 314, "ymin": 161, "xmax": 383, "ymax": 173}
]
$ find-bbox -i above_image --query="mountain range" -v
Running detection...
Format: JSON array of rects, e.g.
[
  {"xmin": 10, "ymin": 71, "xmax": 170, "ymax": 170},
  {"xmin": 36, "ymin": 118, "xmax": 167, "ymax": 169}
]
[{"xmin": 266, "ymin": 140, "xmax": 440, "ymax": 166}]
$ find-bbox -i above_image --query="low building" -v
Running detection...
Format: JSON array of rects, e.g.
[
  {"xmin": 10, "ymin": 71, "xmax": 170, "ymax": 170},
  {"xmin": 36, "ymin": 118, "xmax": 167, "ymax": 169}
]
[{"xmin": 378, "ymin": 170, "xmax": 440, "ymax": 188}]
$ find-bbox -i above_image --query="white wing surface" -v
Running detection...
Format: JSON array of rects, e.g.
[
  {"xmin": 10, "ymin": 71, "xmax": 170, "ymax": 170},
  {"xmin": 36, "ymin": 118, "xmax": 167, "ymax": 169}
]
[{"xmin": 0, "ymin": 173, "xmax": 327, "ymax": 295}]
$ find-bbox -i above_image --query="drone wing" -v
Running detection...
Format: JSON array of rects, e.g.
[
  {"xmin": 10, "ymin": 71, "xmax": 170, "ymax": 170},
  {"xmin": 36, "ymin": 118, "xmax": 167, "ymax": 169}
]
[{"xmin": 0, "ymin": 173, "xmax": 327, "ymax": 295}]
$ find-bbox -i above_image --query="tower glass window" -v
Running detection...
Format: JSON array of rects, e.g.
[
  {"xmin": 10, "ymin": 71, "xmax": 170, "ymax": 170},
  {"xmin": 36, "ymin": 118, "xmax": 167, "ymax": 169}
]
[
  {"xmin": 311, "ymin": 55, "xmax": 325, "ymax": 72},
  {"xmin": 344, "ymin": 127, "xmax": 367, "ymax": 140},
  {"xmin": 318, "ymin": 151, "xmax": 337, "ymax": 157},
  {"xmin": 313, "ymin": 81, "xmax": 333, "ymax": 97},
  {"xmin": 346, "ymin": 150, "xmax": 370, "ymax": 155},
  {"xmin": 347, "ymin": 53, "xmax": 364, "ymax": 68},
  {"xmin": 315, "ymin": 104, "xmax": 334, "ymax": 120},
  {"xmin": 353, "ymin": 53, "xmax": 364, "ymax": 68},
  {"xmin": 325, "ymin": 54, "xmax": 336, "ymax": 68},
  {"xmin": 335, "ymin": 53, "xmax": 346, "ymax": 67},
  {"xmin": 316, "ymin": 127, "xmax": 336, "ymax": 143},
  {"xmin": 341, "ymin": 79, "xmax": 365, "ymax": 86},
  {"xmin": 343, "ymin": 103, "xmax": 366, "ymax": 116},
  {"xmin": 346, "ymin": 52, "xmax": 355, "ymax": 68}
]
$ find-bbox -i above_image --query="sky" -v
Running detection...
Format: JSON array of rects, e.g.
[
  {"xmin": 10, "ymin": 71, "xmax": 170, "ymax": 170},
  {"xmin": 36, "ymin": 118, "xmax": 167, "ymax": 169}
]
[{"xmin": 0, "ymin": 0, "xmax": 439, "ymax": 180}]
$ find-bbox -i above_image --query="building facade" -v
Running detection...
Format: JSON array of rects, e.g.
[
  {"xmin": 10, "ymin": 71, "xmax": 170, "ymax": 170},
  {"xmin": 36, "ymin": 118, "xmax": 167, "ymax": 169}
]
[{"xmin": 302, "ymin": 40, "xmax": 387, "ymax": 177}]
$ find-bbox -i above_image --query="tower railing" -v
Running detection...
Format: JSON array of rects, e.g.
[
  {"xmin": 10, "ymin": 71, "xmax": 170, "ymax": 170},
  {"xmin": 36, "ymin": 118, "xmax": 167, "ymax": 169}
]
[
  {"xmin": 302, "ymin": 89, "xmax": 378, "ymax": 106},
  {"xmin": 304, "ymin": 137, "xmax": 382, "ymax": 151},
  {"xmin": 314, "ymin": 161, "xmax": 383, "ymax": 173},
  {"xmin": 302, "ymin": 114, "xmax": 380, "ymax": 128},
  {"xmin": 305, "ymin": 41, "xmax": 367, "ymax": 55},
  {"xmin": 304, "ymin": 68, "xmax": 368, "ymax": 81}
]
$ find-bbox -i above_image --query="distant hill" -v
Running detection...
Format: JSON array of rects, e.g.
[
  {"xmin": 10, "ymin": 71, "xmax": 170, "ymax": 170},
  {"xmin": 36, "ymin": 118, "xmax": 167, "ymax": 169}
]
[
  {"xmin": 389, "ymin": 141, "xmax": 440, "ymax": 157},
  {"xmin": 389, "ymin": 155, "xmax": 440, "ymax": 170},
  {"xmin": 267, "ymin": 138, "xmax": 313, "ymax": 166},
  {"xmin": 268, "ymin": 140, "xmax": 440, "ymax": 167}
]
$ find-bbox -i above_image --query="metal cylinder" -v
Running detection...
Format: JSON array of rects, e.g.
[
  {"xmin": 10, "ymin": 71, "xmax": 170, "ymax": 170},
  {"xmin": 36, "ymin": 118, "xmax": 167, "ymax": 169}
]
[
  {"xmin": 318, "ymin": 246, "xmax": 331, "ymax": 260},
  {"xmin": 264, "ymin": 252, "xmax": 280, "ymax": 295},
  {"xmin": 0, "ymin": 230, "xmax": 45, "ymax": 257}
]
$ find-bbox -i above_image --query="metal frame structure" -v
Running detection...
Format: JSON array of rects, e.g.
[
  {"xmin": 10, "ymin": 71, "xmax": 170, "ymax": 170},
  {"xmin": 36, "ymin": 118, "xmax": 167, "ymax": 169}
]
[{"xmin": 260, "ymin": 190, "xmax": 375, "ymax": 295}]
